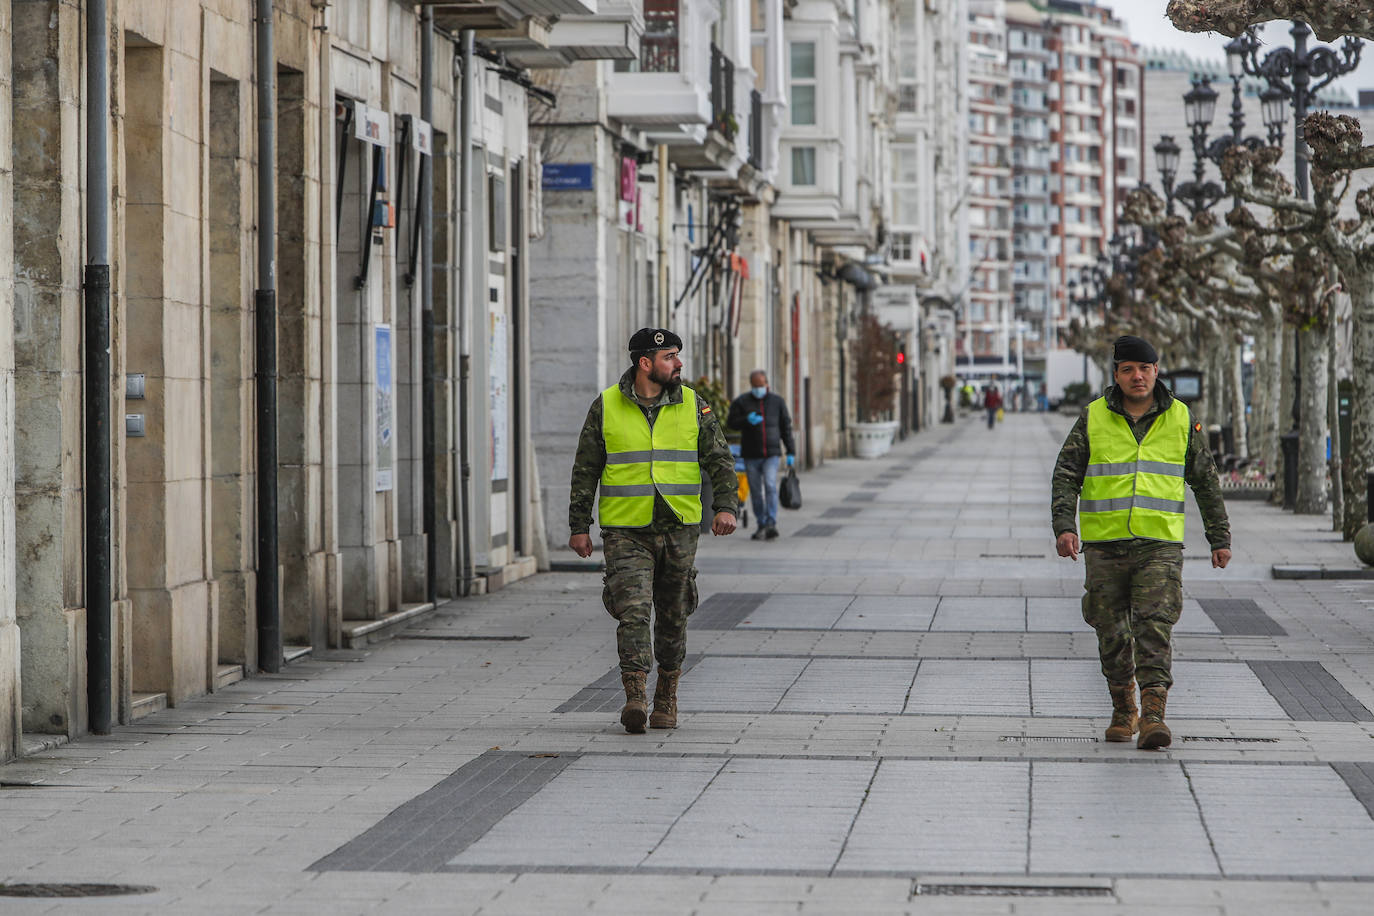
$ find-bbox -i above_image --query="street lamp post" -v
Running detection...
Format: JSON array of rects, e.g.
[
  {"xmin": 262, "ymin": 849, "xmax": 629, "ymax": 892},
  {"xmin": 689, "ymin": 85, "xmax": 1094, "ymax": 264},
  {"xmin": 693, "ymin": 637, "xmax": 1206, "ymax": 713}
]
[{"xmin": 1234, "ymin": 21, "xmax": 1363, "ymax": 509}]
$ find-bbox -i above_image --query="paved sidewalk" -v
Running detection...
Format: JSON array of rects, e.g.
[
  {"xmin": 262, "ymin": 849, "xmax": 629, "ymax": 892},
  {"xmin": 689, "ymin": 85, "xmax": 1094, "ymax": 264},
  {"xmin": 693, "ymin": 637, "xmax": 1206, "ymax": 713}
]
[{"xmin": 5, "ymin": 412, "xmax": 1374, "ymax": 914}]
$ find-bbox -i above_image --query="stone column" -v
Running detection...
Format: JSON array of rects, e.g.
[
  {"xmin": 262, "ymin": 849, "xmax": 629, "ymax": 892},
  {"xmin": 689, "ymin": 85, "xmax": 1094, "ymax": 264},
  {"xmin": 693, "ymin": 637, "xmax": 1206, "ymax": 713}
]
[
  {"xmin": 12, "ymin": 0, "xmax": 85, "ymax": 738},
  {"xmin": 0, "ymin": 0, "xmax": 21, "ymax": 760}
]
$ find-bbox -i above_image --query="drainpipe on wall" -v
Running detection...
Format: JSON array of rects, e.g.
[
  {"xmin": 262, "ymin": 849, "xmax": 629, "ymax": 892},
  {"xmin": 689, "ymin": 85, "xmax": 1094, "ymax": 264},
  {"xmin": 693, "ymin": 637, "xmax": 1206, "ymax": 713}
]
[
  {"xmin": 255, "ymin": 0, "xmax": 282, "ymax": 672},
  {"xmin": 657, "ymin": 146, "xmax": 668, "ymax": 326},
  {"xmin": 421, "ymin": 9, "xmax": 436, "ymax": 604},
  {"xmin": 457, "ymin": 30, "xmax": 476, "ymax": 597},
  {"xmin": 85, "ymin": 0, "xmax": 113, "ymax": 734}
]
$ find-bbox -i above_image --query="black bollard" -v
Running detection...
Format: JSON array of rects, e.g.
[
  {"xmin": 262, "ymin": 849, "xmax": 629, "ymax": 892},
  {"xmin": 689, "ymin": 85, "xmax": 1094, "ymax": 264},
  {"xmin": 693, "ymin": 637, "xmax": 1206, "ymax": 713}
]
[{"xmin": 1367, "ymin": 469, "xmax": 1374, "ymax": 524}]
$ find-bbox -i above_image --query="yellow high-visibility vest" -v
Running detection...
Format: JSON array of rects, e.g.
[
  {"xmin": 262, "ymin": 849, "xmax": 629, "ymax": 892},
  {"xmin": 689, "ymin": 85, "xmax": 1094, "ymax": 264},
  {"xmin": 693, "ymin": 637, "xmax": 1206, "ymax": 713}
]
[
  {"xmin": 1079, "ymin": 396, "xmax": 1190, "ymax": 543},
  {"xmin": 598, "ymin": 384, "xmax": 702, "ymax": 527}
]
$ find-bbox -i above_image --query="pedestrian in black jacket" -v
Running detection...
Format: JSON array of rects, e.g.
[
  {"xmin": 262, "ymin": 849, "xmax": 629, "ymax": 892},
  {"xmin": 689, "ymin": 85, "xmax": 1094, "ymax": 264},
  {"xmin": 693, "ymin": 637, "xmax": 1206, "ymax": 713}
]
[{"xmin": 727, "ymin": 370, "xmax": 796, "ymax": 540}]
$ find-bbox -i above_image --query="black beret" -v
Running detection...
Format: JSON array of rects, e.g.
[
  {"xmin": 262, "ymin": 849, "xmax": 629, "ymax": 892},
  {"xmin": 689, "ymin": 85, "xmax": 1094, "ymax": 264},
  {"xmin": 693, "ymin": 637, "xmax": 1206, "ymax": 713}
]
[
  {"xmin": 628, "ymin": 327, "xmax": 683, "ymax": 353},
  {"xmin": 1113, "ymin": 335, "xmax": 1158, "ymax": 365}
]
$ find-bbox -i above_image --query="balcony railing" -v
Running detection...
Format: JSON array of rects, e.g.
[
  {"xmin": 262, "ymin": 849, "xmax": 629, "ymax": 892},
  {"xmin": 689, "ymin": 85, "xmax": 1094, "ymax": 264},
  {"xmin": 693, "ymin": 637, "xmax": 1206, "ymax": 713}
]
[
  {"xmin": 710, "ymin": 43, "xmax": 735, "ymax": 139},
  {"xmin": 747, "ymin": 89, "xmax": 762, "ymax": 168}
]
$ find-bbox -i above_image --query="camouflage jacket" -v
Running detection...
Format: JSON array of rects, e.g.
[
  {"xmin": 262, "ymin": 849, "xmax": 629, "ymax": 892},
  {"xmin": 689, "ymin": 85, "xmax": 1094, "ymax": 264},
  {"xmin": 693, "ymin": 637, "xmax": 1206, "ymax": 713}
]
[
  {"xmin": 1051, "ymin": 384, "xmax": 1231, "ymax": 550},
  {"xmin": 569, "ymin": 367, "xmax": 739, "ymax": 535}
]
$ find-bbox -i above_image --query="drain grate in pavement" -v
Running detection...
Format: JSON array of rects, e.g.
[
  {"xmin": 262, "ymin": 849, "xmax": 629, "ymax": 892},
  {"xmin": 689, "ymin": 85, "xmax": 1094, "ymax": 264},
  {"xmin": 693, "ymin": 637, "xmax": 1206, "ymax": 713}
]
[
  {"xmin": 1332, "ymin": 762, "xmax": 1374, "ymax": 821},
  {"xmin": 845, "ymin": 491, "xmax": 878, "ymax": 502},
  {"xmin": 1196, "ymin": 598, "xmax": 1286, "ymax": 636},
  {"xmin": 0, "ymin": 884, "xmax": 157, "ymax": 898},
  {"xmin": 914, "ymin": 884, "xmax": 1112, "ymax": 898},
  {"xmin": 999, "ymin": 735, "xmax": 1098, "ymax": 743},
  {"xmin": 398, "ymin": 633, "xmax": 529, "ymax": 641},
  {"xmin": 1248, "ymin": 660, "xmax": 1374, "ymax": 722},
  {"xmin": 794, "ymin": 524, "xmax": 841, "ymax": 538},
  {"xmin": 691, "ymin": 593, "xmax": 770, "ymax": 630},
  {"xmin": 822, "ymin": 507, "xmax": 862, "ymax": 519},
  {"xmin": 981, "ymin": 553, "xmax": 1046, "ymax": 559},
  {"xmin": 1182, "ymin": 736, "xmax": 1280, "ymax": 744},
  {"xmin": 556, "ymin": 656, "xmax": 705, "ymax": 713}
]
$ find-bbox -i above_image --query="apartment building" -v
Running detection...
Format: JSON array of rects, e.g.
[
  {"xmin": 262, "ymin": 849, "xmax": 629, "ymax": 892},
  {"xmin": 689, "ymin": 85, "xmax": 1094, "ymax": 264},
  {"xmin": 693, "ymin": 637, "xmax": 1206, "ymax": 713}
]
[{"xmin": 1005, "ymin": 0, "xmax": 1142, "ymax": 395}]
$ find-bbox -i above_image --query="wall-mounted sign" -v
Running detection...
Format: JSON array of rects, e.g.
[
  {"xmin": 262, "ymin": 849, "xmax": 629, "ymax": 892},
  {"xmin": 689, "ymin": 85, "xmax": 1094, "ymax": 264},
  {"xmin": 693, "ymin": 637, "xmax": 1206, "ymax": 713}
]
[
  {"xmin": 542, "ymin": 162, "xmax": 594, "ymax": 191},
  {"xmin": 353, "ymin": 102, "xmax": 391, "ymax": 148},
  {"xmin": 402, "ymin": 114, "xmax": 433, "ymax": 156}
]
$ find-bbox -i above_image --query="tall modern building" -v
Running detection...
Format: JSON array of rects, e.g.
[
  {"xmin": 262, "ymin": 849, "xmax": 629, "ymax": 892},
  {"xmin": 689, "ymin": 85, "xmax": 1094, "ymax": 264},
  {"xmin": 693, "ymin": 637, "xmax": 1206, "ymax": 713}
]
[
  {"xmin": 963, "ymin": 1, "xmax": 1015, "ymax": 380},
  {"xmin": 1005, "ymin": 0, "xmax": 1142, "ymax": 395}
]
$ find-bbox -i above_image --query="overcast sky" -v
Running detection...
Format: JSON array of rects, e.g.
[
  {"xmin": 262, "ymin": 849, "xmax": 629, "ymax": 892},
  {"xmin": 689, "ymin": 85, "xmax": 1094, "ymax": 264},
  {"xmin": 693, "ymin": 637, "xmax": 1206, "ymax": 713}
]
[{"xmin": 1110, "ymin": 0, "xmax": 1374, "ymax": 101}]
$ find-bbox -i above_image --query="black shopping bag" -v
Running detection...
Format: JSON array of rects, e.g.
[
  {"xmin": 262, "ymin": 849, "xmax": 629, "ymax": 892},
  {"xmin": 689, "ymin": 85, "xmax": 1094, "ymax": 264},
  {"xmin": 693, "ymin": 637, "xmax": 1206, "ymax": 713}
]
[{"xmin": 780, "ymin": 467, "xmax": 802, "ymax": 510}]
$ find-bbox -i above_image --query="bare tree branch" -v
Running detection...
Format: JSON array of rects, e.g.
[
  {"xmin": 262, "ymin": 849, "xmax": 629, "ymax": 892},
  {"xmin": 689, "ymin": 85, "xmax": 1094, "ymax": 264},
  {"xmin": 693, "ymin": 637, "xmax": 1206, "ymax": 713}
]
[{"xmin": 1166, "ymin": 0, "xmax": 1374, "ymax": 42}]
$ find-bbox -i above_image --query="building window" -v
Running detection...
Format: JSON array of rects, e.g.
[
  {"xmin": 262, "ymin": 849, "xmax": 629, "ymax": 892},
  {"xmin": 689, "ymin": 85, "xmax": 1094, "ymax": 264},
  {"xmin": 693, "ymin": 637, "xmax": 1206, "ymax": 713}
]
[
  {"xmin": 791, "ymin": 146, "xmax": 816, "ymax": 185},
  {"xmin": 891, "ymin": 232, "xmax": 913, "ymax": 261},
  {"xmin": 790, "ymin": 42, "xmax": 816, "ymax": 125}
]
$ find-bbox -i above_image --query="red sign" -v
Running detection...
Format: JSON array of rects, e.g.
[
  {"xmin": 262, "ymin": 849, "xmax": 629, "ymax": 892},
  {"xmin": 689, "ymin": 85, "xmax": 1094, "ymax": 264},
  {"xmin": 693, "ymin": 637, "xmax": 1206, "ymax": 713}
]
[{"xmin": 620, "ymin": 156, "xmax": 636, "ymax": 202}]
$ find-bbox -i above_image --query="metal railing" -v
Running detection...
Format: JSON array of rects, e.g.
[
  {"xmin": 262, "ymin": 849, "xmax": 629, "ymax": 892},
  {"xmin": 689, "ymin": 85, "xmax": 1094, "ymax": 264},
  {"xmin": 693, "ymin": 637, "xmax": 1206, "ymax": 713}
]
[
  {"xmin": 710, "ymin": 44, "xmax": 735, "ymax": 139},
  {"xmin": 747, "ymin": 89, "xmax": 762, "ymax": 168}
]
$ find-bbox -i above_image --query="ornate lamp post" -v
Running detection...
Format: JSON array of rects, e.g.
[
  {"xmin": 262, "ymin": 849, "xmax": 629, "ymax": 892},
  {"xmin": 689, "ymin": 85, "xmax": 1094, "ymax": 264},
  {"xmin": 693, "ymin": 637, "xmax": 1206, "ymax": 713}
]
[
  {"xmin": 1153, "ymin": 135, "xmax": 1181, "ymax": 216},
  {"xmin": 1234, "ymin": 21, "xmax": 1363, "ymax": 509}
]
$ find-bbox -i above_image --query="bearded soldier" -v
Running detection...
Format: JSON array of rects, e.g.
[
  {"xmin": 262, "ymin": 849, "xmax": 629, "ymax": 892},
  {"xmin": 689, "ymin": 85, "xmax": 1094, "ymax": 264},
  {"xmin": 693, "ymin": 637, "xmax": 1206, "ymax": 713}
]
[
  {"xmin": 1052, "ymin": 336, "xmax": 1231, "ymax": 749},
  {"xmin": 568, "ymin": 329, "xmax": 738, "ymax": 734}
]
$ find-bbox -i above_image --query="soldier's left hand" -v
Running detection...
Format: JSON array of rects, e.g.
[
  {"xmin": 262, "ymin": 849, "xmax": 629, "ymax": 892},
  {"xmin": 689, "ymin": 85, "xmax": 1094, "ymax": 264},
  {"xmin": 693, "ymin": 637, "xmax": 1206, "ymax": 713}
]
[
  {"xmin": 1211, "ymin": 548, "xmax": 1231, "ymax": 569},
  {"xmin": 711, "ymin": 511, "xmax": 737, "ymax": 536}
]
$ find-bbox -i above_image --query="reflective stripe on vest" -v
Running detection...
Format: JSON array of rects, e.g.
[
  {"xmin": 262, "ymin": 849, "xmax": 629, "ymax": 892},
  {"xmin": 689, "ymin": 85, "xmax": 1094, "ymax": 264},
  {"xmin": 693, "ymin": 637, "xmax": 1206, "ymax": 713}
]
[
  {"xmin": 1080, "ymin": 396, "xmax": 1189, "ymax": 543},
  {"xmin": 599, "ymin": 384, "xmax": 702, "ymax": 527}
]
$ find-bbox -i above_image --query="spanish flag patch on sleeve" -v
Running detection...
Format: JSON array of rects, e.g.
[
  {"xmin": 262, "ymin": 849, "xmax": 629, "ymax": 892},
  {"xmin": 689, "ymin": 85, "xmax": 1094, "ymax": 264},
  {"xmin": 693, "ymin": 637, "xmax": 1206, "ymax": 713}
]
[
  {"xmin": 1194, "ymin": 422, "xmax": 1202, "ymax": 432},
  {"xmin": 701, "ymin": 406, "xmax": 712, "ymax": 414}
]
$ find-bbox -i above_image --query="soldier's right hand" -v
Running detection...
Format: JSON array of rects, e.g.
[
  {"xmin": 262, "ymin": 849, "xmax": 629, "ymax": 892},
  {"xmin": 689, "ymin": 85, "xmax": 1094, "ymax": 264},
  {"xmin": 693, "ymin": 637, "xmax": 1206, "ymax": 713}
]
[
  {"xmin": 569, "ymin": 533, "xmax": 594, "ymax": 558},
  {"xmin": 1056, "ymin": 531, "xmax": 1079, "ymax": 561}
]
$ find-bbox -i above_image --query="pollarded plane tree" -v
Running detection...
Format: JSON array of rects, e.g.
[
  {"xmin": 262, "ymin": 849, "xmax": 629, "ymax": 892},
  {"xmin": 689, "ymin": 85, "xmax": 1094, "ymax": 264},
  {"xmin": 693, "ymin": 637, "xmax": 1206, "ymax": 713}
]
[{"xmin": 1168, "ymin": 1, "xmax": 1374, "ymax": 43}]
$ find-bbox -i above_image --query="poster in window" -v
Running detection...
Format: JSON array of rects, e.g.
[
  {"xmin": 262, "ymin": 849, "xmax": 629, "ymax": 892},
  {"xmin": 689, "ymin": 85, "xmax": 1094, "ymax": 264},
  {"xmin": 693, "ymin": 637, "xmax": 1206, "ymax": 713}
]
[{"xmin": 375, "ymin": 324, "xmax": 394, "ymax": 492}]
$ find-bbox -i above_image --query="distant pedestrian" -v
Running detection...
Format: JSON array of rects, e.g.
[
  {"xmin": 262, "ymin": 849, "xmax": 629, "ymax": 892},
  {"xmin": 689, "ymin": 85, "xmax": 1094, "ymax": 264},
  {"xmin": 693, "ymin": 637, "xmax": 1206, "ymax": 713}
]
[
  {"xmin": 984, "ymin": 385, "xmax": 1003, "ymax": 429},
  {"xmin": 1052, "ymin": 335, "xmax": 1231, "ymax": 749},
  {"xmin": 727, "ymin": 370, "xmax": 797, "ymax": 541},
  {"xmin": 568, "ymin": 328, "xmax": 739, "ymax": 734}
]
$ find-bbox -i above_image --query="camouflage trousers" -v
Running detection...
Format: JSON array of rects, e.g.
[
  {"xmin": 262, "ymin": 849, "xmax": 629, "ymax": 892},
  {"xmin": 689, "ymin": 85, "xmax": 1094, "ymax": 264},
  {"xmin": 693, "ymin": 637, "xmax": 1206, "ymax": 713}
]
[
  {"xmin": 602, "ymin": 526, "xmax": 701, "ymax": 674},
  {"xmin": 1081, "ymin": 540, "xmax": 1184, "ymax": 689}
]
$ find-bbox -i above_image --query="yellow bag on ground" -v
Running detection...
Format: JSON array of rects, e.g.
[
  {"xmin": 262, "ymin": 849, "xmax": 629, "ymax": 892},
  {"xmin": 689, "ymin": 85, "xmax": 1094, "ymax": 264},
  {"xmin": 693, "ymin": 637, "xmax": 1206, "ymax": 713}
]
[{"xmin": 996, "ymin": 407, "xmax": 1005, "ymax": 422}]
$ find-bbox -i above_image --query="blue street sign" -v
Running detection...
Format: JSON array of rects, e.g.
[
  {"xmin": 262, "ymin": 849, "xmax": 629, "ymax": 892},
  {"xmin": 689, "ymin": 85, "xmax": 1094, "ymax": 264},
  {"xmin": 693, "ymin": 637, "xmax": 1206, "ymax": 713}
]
[{"xmin": 542, "ymin": 163, "xmax": 594, "ymax": 191}]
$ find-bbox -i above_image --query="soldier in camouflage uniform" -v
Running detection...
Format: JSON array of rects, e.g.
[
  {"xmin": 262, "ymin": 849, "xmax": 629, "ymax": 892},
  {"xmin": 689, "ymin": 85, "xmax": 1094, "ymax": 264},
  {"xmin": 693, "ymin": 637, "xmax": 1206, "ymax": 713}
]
[
  {"xmin": 1052, "ymin": 336, "xmax": 1231, "ymax": 749},
  {"xmin": 569, "ymin": 328, "xmax": 738, "ymax": 734}
]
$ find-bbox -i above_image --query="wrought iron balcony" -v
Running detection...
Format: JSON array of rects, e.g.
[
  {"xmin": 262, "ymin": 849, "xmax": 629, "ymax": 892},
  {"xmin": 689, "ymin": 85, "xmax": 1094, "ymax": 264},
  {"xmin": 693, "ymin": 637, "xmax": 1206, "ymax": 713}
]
[
  {"xmin": 747, "ymin": 89, "xmax": 763, "ymax": 169},
  {"xmin": 710, "ymin": 43, "xmax": 736, "ymax": 139}
]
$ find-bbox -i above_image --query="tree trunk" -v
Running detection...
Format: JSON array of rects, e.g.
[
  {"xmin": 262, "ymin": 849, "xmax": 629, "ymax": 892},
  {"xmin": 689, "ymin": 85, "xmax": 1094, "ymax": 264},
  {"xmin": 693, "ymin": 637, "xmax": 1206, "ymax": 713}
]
[
  {"xmin": 1250, "ymin": 322, "xmax": 1275, "ymax": 471},
  {"xmin": 1329, "ymin": 302, "xmax": 1345, "ymax": 533},
  {"xmin": 1229, "ymin": 335, "xmax": 1248, "ymax": 460},
  {"xmin": 1274, "ymin": 322, "xmax": 1295, "ymax": 507},
  {"xmin": 1296, "ymin": 326, "xmax": 1329, "ymax": 515},
  {"xmin": 1343, "ymin": 273, "xmax": 1374, "ymax": 538}
]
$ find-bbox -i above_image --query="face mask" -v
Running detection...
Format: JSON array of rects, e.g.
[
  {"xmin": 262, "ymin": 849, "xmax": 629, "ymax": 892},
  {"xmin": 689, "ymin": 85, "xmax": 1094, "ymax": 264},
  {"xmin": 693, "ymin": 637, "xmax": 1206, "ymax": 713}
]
[{"xmin": 751, "ymin": 386, "xmax": 767, "ymax": 399}]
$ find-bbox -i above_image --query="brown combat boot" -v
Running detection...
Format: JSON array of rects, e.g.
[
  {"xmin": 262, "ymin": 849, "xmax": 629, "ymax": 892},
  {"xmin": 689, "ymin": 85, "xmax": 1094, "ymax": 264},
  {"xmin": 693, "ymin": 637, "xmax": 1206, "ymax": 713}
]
[
  {"xmin": 620, "ymin": 671, "xmax": 648, "ymax": 734},
  {"xmin": 1137, "ymin": 686, "xmax": 1172, "ymax": 750},
  {"xmin": 649, "ymin": 668, "xmax": 681, "ymax": 729},
  {"xmin": 1105, "ymin": 681, "xmax": 1138, "ymax": 742}
]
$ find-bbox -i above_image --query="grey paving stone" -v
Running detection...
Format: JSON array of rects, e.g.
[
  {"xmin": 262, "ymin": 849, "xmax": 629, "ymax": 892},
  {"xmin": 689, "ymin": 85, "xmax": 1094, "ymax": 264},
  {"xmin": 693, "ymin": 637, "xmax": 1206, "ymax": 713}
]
[
  {"xmin": 737, "ymin": 595, "xmax": 852, "ymax": 630},
  {"xmin": 836, "ymin": 760, "xmax": 1029, "ymax": 874},
  {"xmin": 930, "ymin": 597, "xmax": 1027, "ymax": 631},
  {"xmin": 792, "ymin": 524, "xmax": 843, "ymax": 538},
  {"xmin": 777, "ymin": 660, "xmax": 916, "ymax": 714},
  {"xmin": 1331, "ymin": 762, "xmax": 1374, "ymax": 821},
  {"xmin": 450, "ymin": 756, "xmax": 725, "ymax": 868},
  {"xmin": 1032, "ymin": 660, "xmax": 1288, "ymax": 721},
  {"xmin": 1187, "ymin": 763, "xmax": 1374, "ymax": 876},
  {"xmin": 1196, "ymin": 599, "xmax": 1287, "ymax": 637},
  {"xmin": 555, "ymin": 656, "xmax": 706, "ymax": 714},
  {"xmin": 1247, "ymin": 661, "xmax": 1374, "ymax": 722},
  {"xmin": 833, "ymin": 596, "xmax": 939, "ymax": 631},
  {"xmin": 907, "ymin": 660, "xmax": 1030, "ymax": 716},
  {"xmin": 641, "ymin": 758, "xmax": 875, "ymax": 872},
  {"xmin": 679, "ymin": 657, "xmax": 808, "ymax": 712},
  {"xmin": 1030, "ymin": 762, "xmax": 1219, "ymax": 876}
]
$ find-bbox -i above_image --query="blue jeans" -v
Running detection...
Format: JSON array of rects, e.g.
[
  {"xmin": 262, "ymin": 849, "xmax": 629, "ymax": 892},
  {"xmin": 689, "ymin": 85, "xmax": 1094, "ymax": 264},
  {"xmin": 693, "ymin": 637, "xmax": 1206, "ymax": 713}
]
[{"xmin": 744, "ymin": 456, "xmax": 780, "ymax": 529}]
